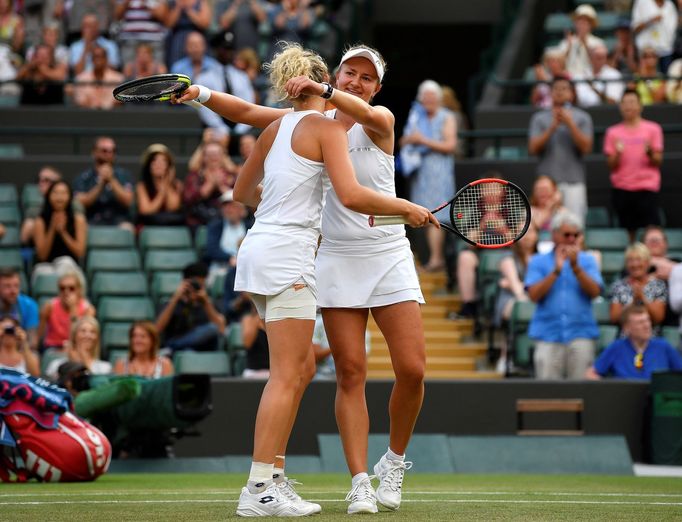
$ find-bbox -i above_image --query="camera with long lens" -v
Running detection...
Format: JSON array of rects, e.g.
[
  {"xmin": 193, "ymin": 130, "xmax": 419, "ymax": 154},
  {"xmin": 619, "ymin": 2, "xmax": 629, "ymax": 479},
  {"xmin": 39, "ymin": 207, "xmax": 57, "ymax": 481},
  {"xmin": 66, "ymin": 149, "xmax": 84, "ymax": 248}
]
[{"xmin": 3, "ymin": 325, "xmax": 15, "ymax": 336}]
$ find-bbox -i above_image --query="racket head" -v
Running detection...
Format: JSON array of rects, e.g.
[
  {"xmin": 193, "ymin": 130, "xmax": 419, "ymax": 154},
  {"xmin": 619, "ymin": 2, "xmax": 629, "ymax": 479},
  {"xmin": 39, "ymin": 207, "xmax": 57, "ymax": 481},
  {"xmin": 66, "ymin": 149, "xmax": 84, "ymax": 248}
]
[
  {"xmin": 449, "ymin": 178, "xmax": 531, "ymax": 248},
  {"xmin": 113, "ymin": 74, "xmax": 191, "ymax": 103}
]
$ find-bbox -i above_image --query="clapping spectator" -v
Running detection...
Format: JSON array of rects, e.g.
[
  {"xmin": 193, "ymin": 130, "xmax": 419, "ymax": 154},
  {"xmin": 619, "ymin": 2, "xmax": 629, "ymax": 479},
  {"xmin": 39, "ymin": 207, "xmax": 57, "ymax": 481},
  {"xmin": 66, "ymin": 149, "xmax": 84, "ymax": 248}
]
[
  {"xmin": 609, "ymin": 17, "xmax": 638, "ymax": 75},
  {"xmin": 604, "ymin": 89, "xmax": 664, "ymax": 241},
  {"xmin": 643, "ymin": 226, "xmax": 678, "ymax": 281},
  {"xmin": 136, "ymin": 143, "xmax": 185, "ymax": 227},
  {"xmin": 609, "ymin": 243, "xmax": 668, "ymax": 328},
  {"xmin": 155, "ymin": 262, "xmax": 226, "ymax": 352},
  {"xmin": 530, "ymin": 175, "xmax": 566, "ymax": 233},
  {"xmin": 184, "ymin": 139, "xmax": 238, "ymax": 227},
  {"xmin": 26, "ymin": 22, "xmax": 69, "ymax": 69},
  {"xmin": 55, "ymin": 0, "xmax": 114, "ymax": 45},
  {"xmin": 68, "ymin": 14, "xmax": 120, "ymax": 76},
  {"xmin": 169, "ymin": 30, "xmax": 219, "ymax": 79},
  {"xmin": 631, "ymin": 0, "xmax": 678, "ymax": 73},
  {"xmin": 0, "ymin": 315, "xmax": 39, "ymax": 376},
  {"xmin": 0, "ymin": 0, "xmax": 24, "ymax": 54},
  {"xmin": 400, "ymin": 79, "xmax": 456, "ymax": 272},
  {"xmin": 240, "ymin": 301, "xmax": 269, "ymax": 378},
  {"xmin": 558, "ymin": 4, "xmax": 606, "ymax": 77},
  {"xmin": 38, "ymin": 272, "xmax": 95, "ymax": 351},
  {"xmin": 575, "ymin": 43, "xmax": 625, "ymax": 106},
  {"xmin": 0, "ymin": 268, "xmax": 39, "ymax": 351},
  {"xmin": 113, "ymin": 321, "xmax": 173, "ymax": 378},
  {"xmin": 665, "ymin": 57, "xmax": 682, "ymax": 103},
  {"xmin": 525, "ymin": 211, "xmax": 602, "ymax": 379},
  {"xmin": 267, "ymin": 0, "xmax": 316, "ymax": 58},
  {"xmin": 633, "ymin": 47, "xmax": 667, "ymax": 104},
  {"xmin": 586, "ymin": 305, "xmax": 682, "ymax": 379},
  {"xmin": 20, "ymin": 166, "xmax": 62, "ymax": 248},
  {"xmin": 531, "ymin": 47, "xmax": 569, "ymax": 109},
  {"xmin": 205, "ymin": 190, "xmax": 247, "ymax": 286},
  {"xmin": 114, "ymin": 0, "xmax": 168, "ymax": 66},
  {"xmin": 123, "ymin": 42, "xmax": 168, "ymax": 80},
  {"xmin": 164, "ymin": 0, "xmax": 212, "ymax": 69},
  {"xmin": 17, "ymin": 43, "xmax": 67, "ymax": 105},
  {"xmin": 215, "ymin": 0, "xmax": 267, "ymax": 51},
  {"xmin": 74, "ymin": 137, "xmax": 135, "ymax": 230},
  {"xmin": 45, "ymin": 317, "xmax": 112, "ymax": 382},
  {"xmin": 73, "ymin": 45, "xmax": 125, "ymax": 110}
]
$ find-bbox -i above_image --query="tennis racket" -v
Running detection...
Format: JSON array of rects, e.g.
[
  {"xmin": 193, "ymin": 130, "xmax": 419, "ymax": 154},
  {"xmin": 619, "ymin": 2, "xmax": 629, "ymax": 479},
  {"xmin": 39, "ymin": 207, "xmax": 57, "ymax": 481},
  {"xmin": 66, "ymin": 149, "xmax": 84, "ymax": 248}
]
[
  {"xmin": 112, "ymin": 73, "xmax": 202, "ymax": 108},
  {"xmin": 369, "ymin": 178, "xmax": 531, "ymax": 249}
]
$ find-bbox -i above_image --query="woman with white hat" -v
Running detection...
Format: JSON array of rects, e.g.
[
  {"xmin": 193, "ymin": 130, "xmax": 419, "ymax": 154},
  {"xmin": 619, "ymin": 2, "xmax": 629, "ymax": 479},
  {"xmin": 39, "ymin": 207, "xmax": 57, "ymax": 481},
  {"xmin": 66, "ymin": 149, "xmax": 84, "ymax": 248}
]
[{"xmin": 558, "ymin": 4, "xmax": 606, "ymax": 77}]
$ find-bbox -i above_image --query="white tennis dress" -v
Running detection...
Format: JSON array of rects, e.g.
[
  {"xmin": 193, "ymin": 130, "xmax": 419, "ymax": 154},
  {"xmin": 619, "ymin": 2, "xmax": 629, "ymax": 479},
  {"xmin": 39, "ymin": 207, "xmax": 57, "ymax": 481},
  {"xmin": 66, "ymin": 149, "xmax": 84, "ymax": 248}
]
[
  {"xmin": 235, "ymin": 110, "xmax": 328, "ymax": 298},
  {"xmin": 316, "ymin": 110, "xmax": 424, "ymax": 308}
]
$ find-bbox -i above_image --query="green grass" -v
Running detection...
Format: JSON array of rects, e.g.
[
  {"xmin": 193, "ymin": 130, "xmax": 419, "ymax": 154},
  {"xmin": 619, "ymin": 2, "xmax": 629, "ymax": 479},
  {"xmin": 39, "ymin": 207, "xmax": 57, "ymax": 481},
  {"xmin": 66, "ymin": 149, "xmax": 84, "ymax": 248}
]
[{"xmin": 1, "ymin": 473, "xmax": 681, "ymax": 521}]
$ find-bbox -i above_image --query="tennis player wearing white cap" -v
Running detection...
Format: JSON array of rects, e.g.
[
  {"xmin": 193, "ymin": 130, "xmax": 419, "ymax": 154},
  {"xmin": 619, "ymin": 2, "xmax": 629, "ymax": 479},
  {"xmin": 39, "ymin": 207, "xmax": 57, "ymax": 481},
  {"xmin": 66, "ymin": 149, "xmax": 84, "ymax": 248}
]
[{"xmin": 175, "ymin": 43, "xmax": 429, "ymax": 515}]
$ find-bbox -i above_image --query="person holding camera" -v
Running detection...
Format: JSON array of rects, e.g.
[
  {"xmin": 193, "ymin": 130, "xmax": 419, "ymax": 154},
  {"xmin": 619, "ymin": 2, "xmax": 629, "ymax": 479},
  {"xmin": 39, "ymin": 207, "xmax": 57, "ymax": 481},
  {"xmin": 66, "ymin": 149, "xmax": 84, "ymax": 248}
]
[
  {"xmin": 0, "ymin": 315, "xmax": 39, "ymax": 376},
  {"xmin": 155, "ymin": 262, "xmax": 226, "ymax": 352}
]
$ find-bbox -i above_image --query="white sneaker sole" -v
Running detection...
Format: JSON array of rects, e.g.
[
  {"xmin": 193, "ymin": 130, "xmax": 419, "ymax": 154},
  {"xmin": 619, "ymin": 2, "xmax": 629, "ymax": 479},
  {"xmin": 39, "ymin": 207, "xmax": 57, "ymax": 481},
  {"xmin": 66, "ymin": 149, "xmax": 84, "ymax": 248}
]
[{"xmin": 347, "ymin": 502, "xmax": 378, "ymax": 515}]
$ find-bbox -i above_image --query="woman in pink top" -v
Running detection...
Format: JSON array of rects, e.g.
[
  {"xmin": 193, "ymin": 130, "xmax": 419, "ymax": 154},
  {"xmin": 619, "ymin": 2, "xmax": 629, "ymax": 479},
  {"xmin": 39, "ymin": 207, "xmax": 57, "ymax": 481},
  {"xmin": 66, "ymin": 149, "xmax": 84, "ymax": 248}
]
[
  {"xmin": 38, "ymin": 272, "xmax": 95, "ymax": 350},
  {"xmin": 604, "ymin": 89, "xmax": 663, "ymax": 242}
]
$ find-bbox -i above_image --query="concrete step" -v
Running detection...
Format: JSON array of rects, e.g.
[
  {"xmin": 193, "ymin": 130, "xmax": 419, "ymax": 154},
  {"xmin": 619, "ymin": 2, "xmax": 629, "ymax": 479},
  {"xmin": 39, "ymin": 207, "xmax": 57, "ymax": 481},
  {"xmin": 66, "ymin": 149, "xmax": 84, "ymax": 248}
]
[
  {"xmin": 367, "ymin": 317, "xmax": 473, "ymax": 333},
  {"xmin": 366, "ymin": 369, "xmax": 502, "ymax": 380},
  {"xmin": 368, "ymin": 343, "xmax": 487, "ymax": 358},
  {"xmin": 368, "ymin": 356, "xmax": 476, "ymax": 372}
]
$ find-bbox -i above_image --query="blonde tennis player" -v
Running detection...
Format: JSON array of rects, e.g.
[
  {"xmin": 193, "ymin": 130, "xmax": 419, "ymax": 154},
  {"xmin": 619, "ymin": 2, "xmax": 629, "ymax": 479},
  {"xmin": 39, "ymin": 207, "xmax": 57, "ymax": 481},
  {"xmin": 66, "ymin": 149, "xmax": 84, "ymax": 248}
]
[{"xmin": 210, "ymin": 43, "xmax": 435, "ymax": 517}]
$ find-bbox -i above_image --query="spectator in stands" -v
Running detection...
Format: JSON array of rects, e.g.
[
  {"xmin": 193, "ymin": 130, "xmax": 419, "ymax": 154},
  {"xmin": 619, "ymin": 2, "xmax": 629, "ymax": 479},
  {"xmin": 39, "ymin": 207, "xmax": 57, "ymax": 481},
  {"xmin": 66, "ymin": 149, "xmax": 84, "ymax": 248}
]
[
  {"xmin": 113, "ymin": 320, "xmax": 174, "ymax": 378},
  {"xmin": 38, "ymin": 271, "xmax": 95, "ymax": 351},
  {"xmin": 45, "ymin": 317, "xmax": 111, "ymax": 381},
  {"xmin": 136, "ymin": 143, "xmax": 185, "ymax": 227},
  {"xmin": 606, "ymin": 0, "xmax": 634, "ymax": 14},
  {"xmin": 205, "ymin": 189, "xmax": 247, "ymax": 286},
  {"xmin": 643, "ymin": 226, "xmax": 678, "ymax": 281},
  {"xmin": 74, "ymin": 136, "xmax": 134, "ymax": 230},
  {"xmin": 400, "ymin": 79, "xmax": 456, "ymax": 272},
  {"xmin": 530, "ymin": 175, "xmax": 566, "ymax": 233},
  {"xmin": 20, "ymin": 166, "xmax": 62, "ymax": 249},
  {"xmin": 155, "ymin": 262, "xmax": 226, "ymax": 352},
  {"xmin": 215, "ymin": 0, "xmax": 268, "ymax": 52},
  {"xmin": 0, "ymin": 223, "xmax": 4, "ymax": 239},
  {"xmin": 266, "ymin": 0, "xmax": 316, "ymax": 59},
  {"xmin": 609, "ymin": 242, "xmax": 668, "ymax": 327},
  {"xmin": 163, "ymin": 0, "xmax": 212, "ymax": 69},
  {"xmin": 114, "ymin": 0, "xmax": 168, "ymax": 65},
  {"xmin": 234, "ymin": 47, "xmax": 266, "ymax": 103},
  {"xmin": 609, "ymin": 17, "xmax": 638, "ymax": 75},
  {"xmin": 0, "ymin": 0, "xmax": 24, "ymax": 54},
  {"xmin": 604, "ymin": 89, "xmax": 664, "ymax": 241},
  {"xmin": 631, "ymin": 0, "xmax": 678, "ymax": 73},
  {"xmin": 235, "ymin": 132, "xmax": 256, "ymax": 174},
  {"xmin": 576, "ymin": 43, "xmax": 625, "ymax": 107},
  {"xmin": 17, "ymin": 43, "xmax": 67, "ymax": 105},
  {"xmin": 558, "ymin": 4, "xmax": 606, "ymax": 77},
  {"xmin": 169, "ymin": 30, "xmax": 219, "ymax": 79},
  {"xmin": 667, "ymin": 260, "xmax": 682, "ymax": 335},
  {"xmin": 123, "ymin": 42, "xmax": 167, "ymax": 79},
  {"xmin": 184, "ymin": 140, "xmax": 238, "ymax": 228},
  {"xmin": 528, "ymin": 76, "xmax": 593, "ymax": 224},
  {"xmin": 586, "ymin": 304, "xmax": 682, "ymax": 379},
  {"xmin": 0, "ymin": 268, "xmax": 39, "ymax": 351},
  {"xmin": 25, "ymin": 22, "xmax": 68, "ymax": 68},
  {"xmin": 665, "ymin": 56, "xmax": 682, "ymax": 103},
  {"xmin": 441, "ymin": 85, "xmax": 468, "ymax": 159},
  {"xmin": 525, "ymin": 211, "xmax": 602, "ymax": 379},
  {"xmin": 241, "ymin": 301, "xmax": 269, "ymax": 378},
  {"xmin": 0, "ymin": 315, "xmax": 39, "ymax": 376},
  {"xmin": 531, "ymin": 47, "xmax": 569, "ymax": 109},
  {"xmin": 68, "ymin": 14, "xmax": 120, "ymax": 76},
  {"xmin": 55, "ymin": 0, "xmax": 114, "ymax": 45},
  {"xmin": 195, "ymin": 30, "xmax": 256, "ymax": 138},
  {"xmin": 73, "ymin": 45, "xmax": 125, "ymax": 110},
  {"xmin": 633, "ymin": 47, "xmax": 668, "ymax": 104}
]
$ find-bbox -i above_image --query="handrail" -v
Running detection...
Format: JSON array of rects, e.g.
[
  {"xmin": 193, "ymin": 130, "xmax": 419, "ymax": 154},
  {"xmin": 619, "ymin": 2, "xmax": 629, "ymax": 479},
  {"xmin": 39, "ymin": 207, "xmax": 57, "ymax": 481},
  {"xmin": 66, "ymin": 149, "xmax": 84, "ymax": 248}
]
[{"xmin": 489, "ymin": 73, "xmax": 682, "ymax": 88}]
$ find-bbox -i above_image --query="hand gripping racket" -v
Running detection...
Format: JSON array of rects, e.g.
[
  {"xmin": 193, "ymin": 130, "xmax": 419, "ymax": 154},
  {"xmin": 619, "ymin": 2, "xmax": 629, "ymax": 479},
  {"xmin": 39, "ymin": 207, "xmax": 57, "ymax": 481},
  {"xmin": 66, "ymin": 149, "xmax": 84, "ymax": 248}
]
[
  {"xmin": 113, "ymin": 73, "xmax": 202, "ymax": 108},
  {"xmin": 369, "ymin": 178, "xmax": 531, "ymax": 249}
]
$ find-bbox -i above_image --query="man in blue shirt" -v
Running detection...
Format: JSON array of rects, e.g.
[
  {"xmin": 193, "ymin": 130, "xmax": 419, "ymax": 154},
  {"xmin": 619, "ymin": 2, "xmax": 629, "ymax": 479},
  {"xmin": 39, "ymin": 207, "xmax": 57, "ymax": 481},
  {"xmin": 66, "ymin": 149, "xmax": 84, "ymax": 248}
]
[
  {"xmin": 0, "ymin": 268, "xmax": 39, "ymax": 351},
  {"xmin": 170, "ymin": 31, "xmax": 220, "ymax": 82},
  {"xmin": 525, "ymin": 211, "xmax": 603, "ymax": 379},
  {"xmin": 586, "ymin": 304, "xmax": 682, "ymax": 380},
  {"xmin": 68, "ymin": 14, "xmax": 120, "ymax": 75}
]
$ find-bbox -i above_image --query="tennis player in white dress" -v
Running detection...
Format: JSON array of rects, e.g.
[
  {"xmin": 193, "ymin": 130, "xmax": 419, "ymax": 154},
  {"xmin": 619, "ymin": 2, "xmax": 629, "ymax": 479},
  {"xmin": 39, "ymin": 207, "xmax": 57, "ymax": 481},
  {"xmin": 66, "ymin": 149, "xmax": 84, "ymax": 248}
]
[{"xmin": 193, "ymin": 43, "xmax": 435, "ymax": 517}]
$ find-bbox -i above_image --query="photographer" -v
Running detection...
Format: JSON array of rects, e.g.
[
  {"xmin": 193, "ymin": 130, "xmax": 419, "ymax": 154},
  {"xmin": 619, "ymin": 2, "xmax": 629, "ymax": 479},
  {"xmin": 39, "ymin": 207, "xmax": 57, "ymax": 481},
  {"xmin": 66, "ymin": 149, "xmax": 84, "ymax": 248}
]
[
  {"xmin": 155, "ymin": 262, "xmax": 226, "ymax": 352},
  {"xmin": 0, "ymin": 315, "xmax": 39, "ymax": 376}
]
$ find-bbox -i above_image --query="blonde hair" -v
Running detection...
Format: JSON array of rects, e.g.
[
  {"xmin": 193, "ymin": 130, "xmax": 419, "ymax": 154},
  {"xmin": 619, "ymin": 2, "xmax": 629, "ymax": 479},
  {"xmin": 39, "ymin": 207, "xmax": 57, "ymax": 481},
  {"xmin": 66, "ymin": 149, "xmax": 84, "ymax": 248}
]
[
  {"xmin": 625, "ymin": 242, "xmax": 651, "ymax": 263},
  {"xmin": 70, "ymin": 316, "xmax": 102, "ymax": 360},
  {"xmin": 264, "ymin": 42, "xmax": 328, "ymax": 102}
]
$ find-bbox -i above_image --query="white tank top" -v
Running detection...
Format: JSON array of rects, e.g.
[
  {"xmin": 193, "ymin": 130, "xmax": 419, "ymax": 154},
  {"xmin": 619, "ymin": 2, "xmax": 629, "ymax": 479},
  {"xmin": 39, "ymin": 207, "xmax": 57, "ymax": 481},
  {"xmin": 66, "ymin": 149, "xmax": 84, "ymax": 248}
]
[{"xmin": 321, "ymin": 109, "xmax": 404, "ymax": 243}]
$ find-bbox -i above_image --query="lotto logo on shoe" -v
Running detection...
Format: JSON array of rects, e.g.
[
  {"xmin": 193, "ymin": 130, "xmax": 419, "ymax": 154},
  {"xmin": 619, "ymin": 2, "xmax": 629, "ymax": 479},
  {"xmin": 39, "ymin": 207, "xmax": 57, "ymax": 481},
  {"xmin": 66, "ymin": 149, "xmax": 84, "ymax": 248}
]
[{"xmin": 259, "ymin": 496, "xmax": 276, "ymax": 504}]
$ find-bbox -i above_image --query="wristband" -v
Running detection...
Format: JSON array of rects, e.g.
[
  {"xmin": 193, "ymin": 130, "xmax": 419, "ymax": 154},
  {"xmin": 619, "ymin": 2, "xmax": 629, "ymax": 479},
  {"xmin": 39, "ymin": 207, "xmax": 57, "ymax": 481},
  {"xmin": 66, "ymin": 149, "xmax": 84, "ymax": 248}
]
[
  {"xmin": 196, "ymin": 84, "xmax": 211, "ymax": 104},
  {"xmin": 320, "ymin": 82, "xmax": 334, "ymax": 99}
]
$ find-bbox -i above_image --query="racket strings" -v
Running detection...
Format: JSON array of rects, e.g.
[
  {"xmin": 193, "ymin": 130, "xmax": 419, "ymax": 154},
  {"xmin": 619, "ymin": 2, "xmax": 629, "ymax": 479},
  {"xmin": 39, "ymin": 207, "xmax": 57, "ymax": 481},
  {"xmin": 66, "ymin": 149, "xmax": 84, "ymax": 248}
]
[
  {"xmin": 451, "ymin": 183, "xmax": 529, "ymax": 246},
  {"xmin": 114, "ymin": 79, "xmax": 187, "ymax": 102}
]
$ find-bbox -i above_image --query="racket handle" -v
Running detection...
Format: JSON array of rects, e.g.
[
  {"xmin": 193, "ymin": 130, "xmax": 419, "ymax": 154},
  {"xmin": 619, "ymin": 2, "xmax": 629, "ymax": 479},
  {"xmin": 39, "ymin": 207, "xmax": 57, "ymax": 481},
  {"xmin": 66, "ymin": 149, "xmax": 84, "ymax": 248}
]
[
  {"xmin": 182, "ymin": 100, "xmax": 203, "ymax": 109},
  {"xmin": 368, "ymin": 215, "xmax": 406, "ymax": 227}
]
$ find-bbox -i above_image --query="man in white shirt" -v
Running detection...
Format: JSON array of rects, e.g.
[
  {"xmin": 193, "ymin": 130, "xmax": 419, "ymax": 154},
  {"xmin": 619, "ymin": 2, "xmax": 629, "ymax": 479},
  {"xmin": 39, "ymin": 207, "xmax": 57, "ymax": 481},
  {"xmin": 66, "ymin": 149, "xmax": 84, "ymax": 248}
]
[
  {"xmin": 631, "ymin": 0, "xmax": 679, "ymax": 72},
  {"xmin": 576, "ymin": 43, "xmax": 625, "ymax": 106}
]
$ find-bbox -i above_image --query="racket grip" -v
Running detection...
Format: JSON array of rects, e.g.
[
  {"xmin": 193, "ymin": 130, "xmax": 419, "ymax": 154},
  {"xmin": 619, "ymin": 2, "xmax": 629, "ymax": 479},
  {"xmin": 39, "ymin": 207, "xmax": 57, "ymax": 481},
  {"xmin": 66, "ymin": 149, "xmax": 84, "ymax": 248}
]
[
  {"xmin": 182, "ymin": 100, "xmax": 203, "ymax": 109},
  {"xmin": 368, "ymin": 215, "xmax": 407, "ymax": 227}
]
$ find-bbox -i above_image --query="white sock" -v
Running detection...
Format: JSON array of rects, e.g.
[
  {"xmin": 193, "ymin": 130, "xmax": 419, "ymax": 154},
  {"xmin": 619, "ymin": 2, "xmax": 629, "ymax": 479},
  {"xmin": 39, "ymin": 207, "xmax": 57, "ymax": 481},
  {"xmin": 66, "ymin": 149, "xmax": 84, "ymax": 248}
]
[
  {"xmin": 351, "ymin": 472, "xmax": 369, "ymax": 488},
  {"xmin": 247, "ymin": 461, "xmax": 274, "ymax": 493},
  {"xmin": 386, "ymin": 447, "xmax": 405, "ymax": 462},
  {"xmin": 273, "ymin": 466, "xmax": 285, "ymax": 484}
]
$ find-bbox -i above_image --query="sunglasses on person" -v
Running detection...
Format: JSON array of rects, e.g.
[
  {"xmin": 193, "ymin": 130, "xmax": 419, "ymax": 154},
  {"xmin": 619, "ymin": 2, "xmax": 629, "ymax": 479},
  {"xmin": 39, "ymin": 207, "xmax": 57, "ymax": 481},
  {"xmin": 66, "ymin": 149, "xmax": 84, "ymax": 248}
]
[
  {"xmin": 562, "ymin": 231, "xmax": 582, "ymax": 239},
  {"xmin": 59, "ymin": 285, "xmax": 77, "ymax": 292},
  {"xmin": 39, "ymin": 177, "xmax": 57, "ymax": 183},
  {"xmin": 97, "ymin": 147, "xmax": 116, "ymax": 153}
]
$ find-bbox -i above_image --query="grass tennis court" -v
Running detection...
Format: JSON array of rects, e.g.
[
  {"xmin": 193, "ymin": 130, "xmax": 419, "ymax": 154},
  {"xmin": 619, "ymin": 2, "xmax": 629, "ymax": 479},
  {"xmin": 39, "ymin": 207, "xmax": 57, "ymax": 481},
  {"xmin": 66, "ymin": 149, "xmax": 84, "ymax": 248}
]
[{"xmin": 1, "ymin": 473, "xmax": 681, "ymax": 521}]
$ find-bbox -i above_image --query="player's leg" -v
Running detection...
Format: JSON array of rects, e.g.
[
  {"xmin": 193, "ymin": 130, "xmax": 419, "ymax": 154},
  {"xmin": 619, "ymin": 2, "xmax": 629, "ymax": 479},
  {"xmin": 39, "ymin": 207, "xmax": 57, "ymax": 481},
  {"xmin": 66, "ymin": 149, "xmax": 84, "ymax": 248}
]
[
  {"xmin": 370, "ymin": 301, "xmax": 425, "ymax": 510},
  {"xmin": 323, "ymin": 306, "xmax": 377, "ymax": 514}
]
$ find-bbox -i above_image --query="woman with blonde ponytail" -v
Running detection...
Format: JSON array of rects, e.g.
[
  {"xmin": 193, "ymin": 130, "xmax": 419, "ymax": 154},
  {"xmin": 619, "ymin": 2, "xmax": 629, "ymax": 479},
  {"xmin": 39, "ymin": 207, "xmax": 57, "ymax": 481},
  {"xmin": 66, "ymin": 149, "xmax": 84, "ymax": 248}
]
[{"xmin": 208, "ymin": 43, "xmax": 435, "ymax": 517}]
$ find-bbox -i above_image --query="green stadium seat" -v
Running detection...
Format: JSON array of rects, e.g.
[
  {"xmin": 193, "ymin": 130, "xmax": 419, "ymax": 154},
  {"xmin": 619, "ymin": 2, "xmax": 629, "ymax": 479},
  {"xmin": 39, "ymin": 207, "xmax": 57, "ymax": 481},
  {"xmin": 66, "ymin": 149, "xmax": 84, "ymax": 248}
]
[
  {"xmin": 0, "ymin": 205, "xmax": 21, "ymax": 226},
  {"xmin": 151, "ymin": 271, "xmax": 183, "ymax": 306},
  {"xmin": 661, "ymin": 326, "xmax": 680, "ymax": 349},
  {"xmin": 98, "ymin": 296, "xmax": 155, "ymax": 324},
  {"xmin": 513, "ymin": 333, "xmax": 534, "ymax": 368},
  {"xmin": 592, "ymin": 298, "xmax": 611, "ymax": 324},
  {"xmin": 597, "ymin": 325, "xmax": 618, "ymax": 355},
  {"xmin": 173, "ymin": 350, "xmax": 230, "ymax": 376},
  {"xmin": 108, "ymin": 349, "xmax": 129, "ymax": 365},
  {"xmin": 21, "ymin": 184, "xmax": 42, "ymax": 212},
  {"xmin": 40, "ymin": 347, "xmax": 66, "ymax": 378},
  {"xmin": 586, "ymin": 207, "xmax": 610, "ymax": 228},
  {"xmin": 584, "ymin": 228, "xmax": 629, "ymax": 252},
  {"xmin": 139, "ymin": 226, "xmax": 192, "ymax": 253},
  {"xmin": 32, "ymin": 273, "xmax": 60, "ymax": 300},
  {"xmin": 508, "ymin": 300, "xmax": 537, "ymax": 368},
  {"xmin": 91, "ymin": 272, "xmax": 149, "ymax": 305},
  {"xmin": 144, "ymin": 249, "xmax": 198, "ymax": 275},
  {"xmin": 210, "ymin": 272, "xmax": 227, "ymax": 301},
  {"xmin": 194, "ymin": 225, "xmax": 207, "ymax": 258},
  {"xmin": 478, "ymin": 249, "xmax": 511, "ymax": 320},
  {"xmin": 0, "ymin": 226, "xmax": 20, "ymax": 247},
  {"xmin": 86, "ymin": 249, "xmax": 141, "ymax": 279},
  {"xmin": 663, "ymin": 229, "xmax": 682, "ymax": 251},
  {"xmin": 0, "ymin": 249, "xmax": 23, "ymax": 270},
  {"xmin": 87, "ymin": 226, "xmax": 135, "ymax": 250},
  {"xmin": 0, "ymin": 184, "xmax": 18, "ymax": 206},
  {"xmin": 101, "ymin": 322, "xmax": 132, "ymax": 358},
  {"xmin": 600, "ymin": 251, "xmax": 625, "ymax": 286},
  {"xmin": 544, "ymin": 13, "xmax": 573, "ymax": 35}
]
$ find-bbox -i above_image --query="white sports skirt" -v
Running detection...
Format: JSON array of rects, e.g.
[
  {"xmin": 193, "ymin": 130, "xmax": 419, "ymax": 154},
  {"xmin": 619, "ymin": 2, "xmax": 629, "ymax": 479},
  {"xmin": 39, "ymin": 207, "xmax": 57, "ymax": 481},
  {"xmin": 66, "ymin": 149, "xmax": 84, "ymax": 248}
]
[{"xmin": 316, "ymin": 235, "xmax": 424, "ymax": 308}]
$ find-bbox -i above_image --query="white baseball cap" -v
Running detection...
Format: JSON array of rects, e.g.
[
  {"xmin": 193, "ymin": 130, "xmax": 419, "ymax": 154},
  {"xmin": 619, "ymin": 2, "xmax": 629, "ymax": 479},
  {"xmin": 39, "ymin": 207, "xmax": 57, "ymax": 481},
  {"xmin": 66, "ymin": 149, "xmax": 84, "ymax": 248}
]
[{"xmin": 339, "ymin": 48, "xmax": 385, "ymax": 82}]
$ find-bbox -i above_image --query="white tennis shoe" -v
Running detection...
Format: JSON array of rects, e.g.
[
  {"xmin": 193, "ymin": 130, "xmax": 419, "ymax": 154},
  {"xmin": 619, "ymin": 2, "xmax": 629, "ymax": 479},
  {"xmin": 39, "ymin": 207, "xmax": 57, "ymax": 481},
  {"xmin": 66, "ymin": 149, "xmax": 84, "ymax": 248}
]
[
  {"xmin": 236, "ymin": 481, "xmax": 314, "ymax": 517},
  {"xmin": 277, "ymin": 477, "xmax": 322, "ymax": 514},
  {"xmin": 345, "ymin": 476, "xmax": 378, "ymax": 514},
  {"xmin": 373, "ymin": 456, "xmax": 413, "ymax": 510}
]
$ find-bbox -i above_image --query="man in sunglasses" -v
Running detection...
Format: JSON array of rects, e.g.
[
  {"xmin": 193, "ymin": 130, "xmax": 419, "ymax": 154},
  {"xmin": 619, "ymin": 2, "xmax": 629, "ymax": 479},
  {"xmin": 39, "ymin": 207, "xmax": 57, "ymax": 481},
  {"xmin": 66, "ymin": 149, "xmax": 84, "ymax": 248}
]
[{"xmin": 524, "ymin": 211, "xmax": 603, "ymax": 379}]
